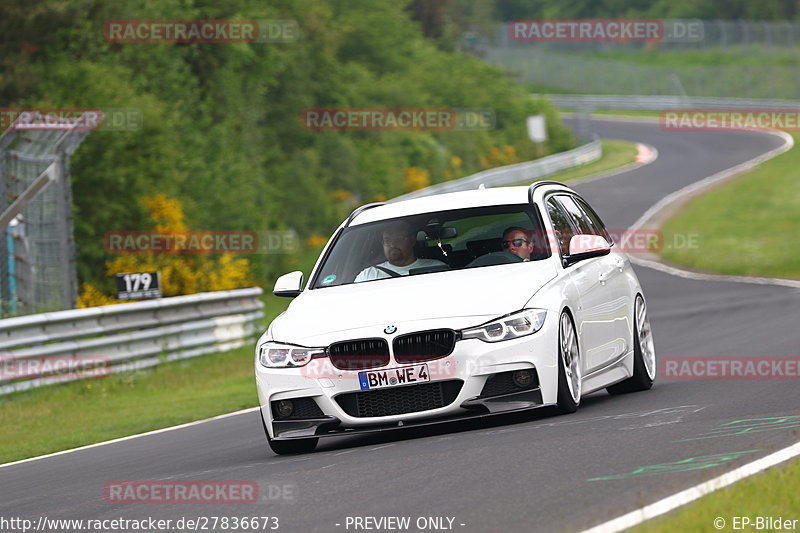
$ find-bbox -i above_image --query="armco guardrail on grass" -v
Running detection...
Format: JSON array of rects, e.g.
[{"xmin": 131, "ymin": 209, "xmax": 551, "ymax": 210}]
[
  {"xmin": 0, "ymin": 287, "xmax": 264, "ymax": 395},
  {"xmin": 542, "ymin": 94, "xmax": 800, "ymax": 111},
  {"xmin": 1, "ymin": 133, "xmax": 601, "ymax": 394},
  {"xmin": 390, "ymin": 137, "xmax": 601, "ymax": 202}
]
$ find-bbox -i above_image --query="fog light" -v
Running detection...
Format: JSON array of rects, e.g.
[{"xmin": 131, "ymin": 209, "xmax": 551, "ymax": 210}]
[
  {"xmin": 512, "ymin": 370, "xmax": 534, "ymax": 388},
  {"xmin": 275, "ymin": 400, "xmax": 294, "ymax": 418}
]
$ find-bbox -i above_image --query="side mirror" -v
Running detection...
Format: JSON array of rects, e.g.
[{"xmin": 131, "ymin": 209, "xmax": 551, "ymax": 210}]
[
  {"xmin": 273, "ymin": 271, "xmax": 304, "ymax": 298},
  {"xmin": 563, "ymin": 235, "xmax": 611, "ymax": 267}
]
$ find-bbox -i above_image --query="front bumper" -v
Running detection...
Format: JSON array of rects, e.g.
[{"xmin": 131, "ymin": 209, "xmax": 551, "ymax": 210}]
[
  {"xmin": 255, "ymin": 315, "xmax": 560, "ymax": 440},
  {"xmin": 270, "ymin": 387, "xmax": 546, "ymax": 440}
]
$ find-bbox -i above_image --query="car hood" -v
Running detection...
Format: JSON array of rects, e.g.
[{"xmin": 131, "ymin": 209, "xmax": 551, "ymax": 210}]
[{"xmin": 270, "ymin": 261, "xmax": 557, "ymax": 344}]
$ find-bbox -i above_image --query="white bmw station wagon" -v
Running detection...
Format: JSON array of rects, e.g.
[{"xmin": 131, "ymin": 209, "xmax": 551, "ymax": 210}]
[{"xmin": 255, "ymin": 181, "xmax": 655, "ymax": 454}]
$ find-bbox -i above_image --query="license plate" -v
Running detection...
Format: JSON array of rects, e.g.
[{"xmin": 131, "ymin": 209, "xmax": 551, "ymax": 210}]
[{"xmin": 358, "ymin": 364, "xmax": 430, "ymax": 390}]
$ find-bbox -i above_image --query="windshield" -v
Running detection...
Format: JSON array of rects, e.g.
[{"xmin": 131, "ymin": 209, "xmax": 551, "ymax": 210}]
[{"xmin": 311, "ymin": 204, "xmax": 550, "ymax": 288}]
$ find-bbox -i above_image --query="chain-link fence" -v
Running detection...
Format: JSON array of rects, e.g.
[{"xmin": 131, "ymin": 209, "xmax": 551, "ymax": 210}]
[
  {"xmin": 488, "ymin": 20, "xmax": 800, "ymax": 51},
  {"xmin": 0, "ymin": 117, "xmax": 90, "ymax": 317},
  {"xmin": 469, "ymin": 20, "xmax": 800, "ymax": 99}
]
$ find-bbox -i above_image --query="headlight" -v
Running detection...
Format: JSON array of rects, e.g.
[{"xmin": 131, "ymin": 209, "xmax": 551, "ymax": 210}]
[
  {"xmin": 461, "ymin": 309, "xmax": 547, "ymax": 343},
  {"xmin": 258, "ymin": 342, "xmax": 325, "ymax": 368}
]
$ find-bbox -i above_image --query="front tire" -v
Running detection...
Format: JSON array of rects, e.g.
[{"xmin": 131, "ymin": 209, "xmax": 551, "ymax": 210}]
[
  {"xmin": 556, "ymin": 311, "xmax": 581, "ymax": 414},
  {"xmin": 260, "ymin": 410, "xmax": 318, "ymax": 455},
  {"xmin": 607, "ymin": 294, "xmax": 656, "ymax": 395}
]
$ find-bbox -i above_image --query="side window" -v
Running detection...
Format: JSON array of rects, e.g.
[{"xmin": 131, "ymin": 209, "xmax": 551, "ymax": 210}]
[
  {"xmin": 557, "ymin": 195, "xmax": 603, "ymax": 237},
  {"xmin": 574, "ymin": 197, "xmax": 612, "ymax": 244},
  {"xmin": 546, "ymin": 198, "xmax": 574, "ymax": 256}
]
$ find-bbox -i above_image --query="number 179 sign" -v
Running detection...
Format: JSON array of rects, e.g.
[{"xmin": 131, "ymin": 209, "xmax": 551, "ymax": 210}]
[{"xmin": 115, "ymin": 271, "xmax": 162, "ymax": 300}]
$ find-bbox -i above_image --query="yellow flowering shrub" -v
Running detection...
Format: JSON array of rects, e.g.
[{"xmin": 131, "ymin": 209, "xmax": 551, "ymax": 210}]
[
  {"xmin": 77, "ymin": 194, "xmax": 254, "ymax": 307},
  {"xmin": 307, "ymin": 234, "xmax": 328, "ymax": 249},
  {"xmin": 404, "ymin": 166, "xmax": 430, "ymax": 192},
  {"xmin": 480, "ymin": 145, "xmax": 520, "ymax": 169},
  {"xmin": 443, "ymin": 154, "xmax": 465, "ymax": 181},
  {"xmin": 77, "ymin": 282, "xmax": 123, "ymax": 308},
  {"xmin": 329, "ymin": 189, "xmax": 354, "ymax": 202},
  {"xmin": 142, "ymin": 192, "xmax": 188, "ymax": 232}
]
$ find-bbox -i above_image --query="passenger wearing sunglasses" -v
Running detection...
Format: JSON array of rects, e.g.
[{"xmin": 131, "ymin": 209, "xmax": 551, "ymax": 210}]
[{"xmin": 502, "ymin": 227, "xmax": 534, "ymax": 262}]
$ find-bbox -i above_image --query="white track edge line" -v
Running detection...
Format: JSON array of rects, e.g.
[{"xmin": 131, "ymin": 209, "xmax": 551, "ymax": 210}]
[
  {"xmin": 0, "ymin": 122, "xmax": 660, "ymax": 471},
  {"xmin": 629, "ymin": 256, "xmax": 800, "ymax": 289},
  {"xmin": 576, "ymin": 115, "xmax": 797, "ymax": 288},
  {"xmin": 0, "ymin": 406, "xmax": 260, "ymax": 469},
  {"xmin": 630, "ymin": 129, "xmax": 794, "ymax": 232},
  {"xmin": 578, "ymin": 440, "xmax": 800, "ymax": 533},
  {"xmin": 628, "ymin": 129, "xmax": 797, "ymax": 288},
  {"xmin": 567, "ymin": 142, "xmax": 659, "ymax": 187},
  {"xmin": 0, "ymin": 121, "xmax": 791, "ymax": 469}
]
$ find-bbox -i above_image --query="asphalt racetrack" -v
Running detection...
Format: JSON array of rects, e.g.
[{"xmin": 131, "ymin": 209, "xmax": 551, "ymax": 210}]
[{"xmin": 2, "ymin": 117, "xmax": 799, "ymax": 533}]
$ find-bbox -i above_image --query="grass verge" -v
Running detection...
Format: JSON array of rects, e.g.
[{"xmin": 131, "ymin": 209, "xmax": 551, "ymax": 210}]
[
  {"xmin": 506, "ymin": 138, "xmax": 639, "ymax": 187},
  {"xmin": 659, "ymin": 133, "xmax": 800, "ymax": 279},
  {"xmin": 572, "ymin": 46, "xmax": 800, "ymax": 68},
  {"xmin": 1, "ymin": 245, "xmax": 326, "ymax": 465},
  {"xmin": 631, "ymin": 456, "xmax": 800, "ymax": 532},
  {"xmin": 588, "ymin": 110, "xmax": 663, "ymax": 118},
  {"xmin": 0, "ymin": 345, "xmax": 258, "ymax": 464}
]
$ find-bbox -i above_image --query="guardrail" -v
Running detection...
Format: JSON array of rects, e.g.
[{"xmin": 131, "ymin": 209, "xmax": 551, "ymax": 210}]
[
  {"xmin": 0, "ymin": 120, "xmax": 602, "ymax": 395},
  {"xmin": 0, "ymin": 287, "xmax": 264, "ymax": 395},
  {"xmin": 542, "ymin": 94, "xmax": 800, "ymax": 111},
  {"xmin": 390, "ymin": 137, "xmax": 601, "ymax": 202}
]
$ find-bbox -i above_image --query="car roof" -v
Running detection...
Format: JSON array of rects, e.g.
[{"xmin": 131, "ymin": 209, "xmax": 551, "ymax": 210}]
[{"xmin": 349, "ymin": 184, "xmax": 572, "ymax": 226}]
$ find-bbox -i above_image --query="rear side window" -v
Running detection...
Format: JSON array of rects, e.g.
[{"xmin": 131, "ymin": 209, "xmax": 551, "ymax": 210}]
[
  {"xmin": 546, "ymin": 198, "xmax": 573, "ymax": 256},
  {"xmin": 574, "ymin": 196, "xmax": 612, "ymax": 244},
  {"xmin": 556, "ymin": 195, "xmax": 603, "ymax": 237}
]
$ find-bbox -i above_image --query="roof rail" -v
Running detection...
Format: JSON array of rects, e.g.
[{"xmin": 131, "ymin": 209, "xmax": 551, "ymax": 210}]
[
  {"xmin": 344, "ymin": 202, "xmax": 385, "ymax": 227},
  {"xmin": 527, "ymin": 180, "xmax": 569, "ymax": 204}
]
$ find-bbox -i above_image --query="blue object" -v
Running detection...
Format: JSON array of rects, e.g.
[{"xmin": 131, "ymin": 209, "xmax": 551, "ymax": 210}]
[{"xmin": 5, "ymin": 225, "xmax": 17, "ymax": 316}]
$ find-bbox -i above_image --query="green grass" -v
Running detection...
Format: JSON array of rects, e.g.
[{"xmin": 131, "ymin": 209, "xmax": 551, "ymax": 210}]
[
  {"xmin": 500, "ymin": 45, "xmax": 800, "ymax": 99},
  {"xmin": 659, "ymin": 133, "xmax": 800, "ymax": 279},
  {"xmin": 573, "ymin": 46, "xmax": 800, "ymax": 68},
  {"xmin": 588, "ymin": 110, "xmax": 663, "ymax": 118},
  {"xmin": 528, "ymin": 83, "xmax": 582, "ymax": 94},
  {"xmin": 0, "ymin": 245, "xmax": 326, "ymax": 465},
  {"xmin": 506, "ymin": 138, "xmax": 639, "ymax": 187},
  {"xmin": 0, "ymin": 345, "xmax": 259, "ymax": 464},
  {"xmin": 631, "ymin": 457, "xmax": 800, "ymax": 532}
]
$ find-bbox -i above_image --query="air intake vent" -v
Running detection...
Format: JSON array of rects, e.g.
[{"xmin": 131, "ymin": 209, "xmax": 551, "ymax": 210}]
[
  {"xmin": 393, "ymin": 329, "xmax": 456, "ymax": 364},
  {"xmin": 335, "ymin": 380, "xmax": 463, "ymax": 417},
  {"xmin": 328, "ymin": 338, "xmax": 390, "ymax": 370}
]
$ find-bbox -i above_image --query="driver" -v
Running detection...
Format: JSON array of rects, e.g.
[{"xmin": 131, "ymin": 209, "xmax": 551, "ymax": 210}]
[
  {"xmin": 502, "ymin": 226, "xmax": 534, "ymax": 261},
  {"xmin": 354, "ymin": 222, "xmax": 446, "ymax": 282}
]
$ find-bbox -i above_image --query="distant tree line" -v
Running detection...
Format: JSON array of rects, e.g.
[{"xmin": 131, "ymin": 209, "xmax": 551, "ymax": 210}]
[{"xmin": 0, "ymin": 0, "xmax": 573, "ymax": 294}]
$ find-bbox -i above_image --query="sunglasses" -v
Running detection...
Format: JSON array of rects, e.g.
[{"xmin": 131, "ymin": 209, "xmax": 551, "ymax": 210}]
[
  {"xmin": 502, "ymin": 238, "xmax": 530, "ymax": 248},
  {"xmin": 383, "ymin": 235, "xmax": 413, "ymax": 245}
]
